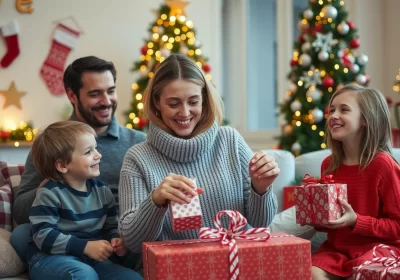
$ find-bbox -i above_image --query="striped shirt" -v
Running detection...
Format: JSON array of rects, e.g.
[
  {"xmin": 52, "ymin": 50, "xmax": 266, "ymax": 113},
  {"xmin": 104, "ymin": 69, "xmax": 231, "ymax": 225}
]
[
  {"xmin": 119, "ymin": 122, "xmax": 278, "ymax": 253},
  {"xmin": 28, "ymin": 179, "xmax": 118, "ymax": 260}
]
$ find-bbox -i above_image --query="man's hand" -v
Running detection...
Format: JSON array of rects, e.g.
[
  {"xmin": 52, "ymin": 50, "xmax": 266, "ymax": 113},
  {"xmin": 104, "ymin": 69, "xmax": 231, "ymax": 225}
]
[
  {"xmin": 111, "ymin": 238, "xmax": 129, "ymax": 257},
  {"xmin": 84, "ymin": 240, "xmax": 113, "ymax": 261}
]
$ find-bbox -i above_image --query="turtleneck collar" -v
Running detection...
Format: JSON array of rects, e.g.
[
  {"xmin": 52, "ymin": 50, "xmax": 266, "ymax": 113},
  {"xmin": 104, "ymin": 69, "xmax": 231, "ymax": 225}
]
[{"xmin": 147, "ymin": 122, "xmax": 218, "ymax": 163}]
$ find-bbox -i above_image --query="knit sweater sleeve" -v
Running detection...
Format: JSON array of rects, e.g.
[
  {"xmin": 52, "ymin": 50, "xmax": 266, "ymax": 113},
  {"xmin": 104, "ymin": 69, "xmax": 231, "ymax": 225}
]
[
  {"xmin": 236, "ymin": 130, "xmax": 278, "ymax": 228},
  {"xmin": 29, "ymin": 187, "xmax": 88, "ymax": 257},
  {"xmin": 118, "ymin": 150, "xmax": 168, "ymax": 253},
  {"xmin": 353, "ymin": 156, "xmax": 400, "ymax": 240}
]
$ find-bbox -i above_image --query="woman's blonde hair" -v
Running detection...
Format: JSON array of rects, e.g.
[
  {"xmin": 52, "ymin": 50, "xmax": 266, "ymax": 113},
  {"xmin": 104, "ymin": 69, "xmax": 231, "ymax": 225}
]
[
  {"xmin": 324, "ymin": 84, "xmax": 393, "ymax": 175},
  {"xmin": 32, "ymin": 121, "xmax": 96, "ymax": 182},
  {"xmin": 144, "ymin": 54, "xmax": 224, "ymax": 137}
]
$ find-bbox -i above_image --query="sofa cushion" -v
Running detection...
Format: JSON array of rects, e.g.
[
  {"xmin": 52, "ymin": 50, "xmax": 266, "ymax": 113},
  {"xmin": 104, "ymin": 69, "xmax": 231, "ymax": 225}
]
[
  {"xmin": 0, "ymin": 184, "xmax": 12, "ymax": 232},
  {"xmin": 0, "ymin": 162, "xmax": 24, "ymax": 195},
  {"xmin": 0, "ymin": 228, "xmax": 26, "ymax": 277}
]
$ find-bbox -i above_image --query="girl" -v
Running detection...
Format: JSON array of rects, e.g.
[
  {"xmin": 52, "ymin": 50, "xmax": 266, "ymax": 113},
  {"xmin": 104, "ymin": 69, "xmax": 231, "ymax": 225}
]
[{"xmin": 312, "ymin": 84, "xmax": 400, "ymax": 280}]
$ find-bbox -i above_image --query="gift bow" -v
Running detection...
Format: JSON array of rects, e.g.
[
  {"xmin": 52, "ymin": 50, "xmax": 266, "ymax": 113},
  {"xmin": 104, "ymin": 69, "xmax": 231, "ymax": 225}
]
[
  {"xmin": 302, "ymin": 173, "xmax": 334, "ymax": 186},
  {"xmin": 199, "ymin": 210, "xmax": 270, "ymax": 280},
  {"xmin": 355, "ymin": 244, "xmax": 400, "ymax": 280}
]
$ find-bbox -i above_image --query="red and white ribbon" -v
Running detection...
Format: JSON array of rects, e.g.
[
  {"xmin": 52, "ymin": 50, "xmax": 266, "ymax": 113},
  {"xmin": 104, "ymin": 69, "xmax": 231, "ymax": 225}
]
[
  {"xmin": 199, "ymin": 210, "xmax": 270, "ymax": 280},
  {"xmin": 355, "ymin": 244, "xmax": 400, "ymax": 280}
]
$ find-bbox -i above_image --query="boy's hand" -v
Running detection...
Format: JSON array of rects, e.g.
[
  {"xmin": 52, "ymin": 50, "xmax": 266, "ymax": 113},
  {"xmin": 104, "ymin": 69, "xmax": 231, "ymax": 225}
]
[
  {"xmin": 111, "ymin": 238, "xmax": 129, "ymax": 257},
  {"xmin": 84, "ymin": 240, "xmax": 113, "ymax": 261}
]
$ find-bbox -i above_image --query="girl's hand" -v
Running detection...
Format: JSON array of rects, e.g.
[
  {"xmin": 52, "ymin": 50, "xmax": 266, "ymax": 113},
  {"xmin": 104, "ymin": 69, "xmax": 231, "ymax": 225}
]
[
  {"xmin": 111, "ymin": 238, "xmax": 129, "ymax": 257},
  {"xmin": 152, "ymin": 174, "xmax": 204, "ymax": 207},
  {"xmin": 249, "ymin": 151, "xmax": 280, "ymax": 195},
  {"xmin": 323, "ymin": 199, "xmax": 357, "ymax": 229}
]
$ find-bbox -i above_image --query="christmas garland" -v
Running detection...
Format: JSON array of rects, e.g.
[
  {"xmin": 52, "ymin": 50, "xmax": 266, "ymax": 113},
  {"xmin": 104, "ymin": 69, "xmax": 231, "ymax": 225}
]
[{"xmin": 0, "ymin": 122, "xmax": 36, "ymax": 143}]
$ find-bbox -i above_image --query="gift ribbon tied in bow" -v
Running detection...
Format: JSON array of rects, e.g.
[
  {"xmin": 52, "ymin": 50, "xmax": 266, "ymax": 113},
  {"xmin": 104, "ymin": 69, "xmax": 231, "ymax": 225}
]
[
  {"xmin": 355, "ymin": 244, "xmax": 400, "ymax": 280},
  {"xmin": 199, "ymin": 210, "xmax": 270, "ymax": 280},
  {"xmin": 302, "ymin": 173, "xmax": 334, "ymax": 186}
]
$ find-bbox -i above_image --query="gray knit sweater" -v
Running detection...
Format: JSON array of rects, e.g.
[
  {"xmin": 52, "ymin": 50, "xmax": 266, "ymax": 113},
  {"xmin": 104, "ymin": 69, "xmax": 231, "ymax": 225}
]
[{"xmin": 119, "ymin": 122, "xmax": 278, "ymax": 253}]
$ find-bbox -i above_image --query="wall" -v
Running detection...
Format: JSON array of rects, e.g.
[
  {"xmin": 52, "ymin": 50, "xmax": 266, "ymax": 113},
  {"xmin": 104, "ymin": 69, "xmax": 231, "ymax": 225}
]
[{"xmin": 0, "ymin": 0, "xmax": 220, "ymax": 130}]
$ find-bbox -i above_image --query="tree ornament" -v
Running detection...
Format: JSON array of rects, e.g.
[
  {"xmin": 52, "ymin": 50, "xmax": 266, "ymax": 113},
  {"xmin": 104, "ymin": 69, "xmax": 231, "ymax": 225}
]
[
  {"xmin": 321, "ymin": 5, "xmax": 338, "ymax": 19},
  {"xmin": 202, "ymin": 64, "xmax": 211, "ymax": 73},
  {"xmin": 347, "ymin": 21, "xmax": 355, "ymax": 30},
  {"xmin": 312, "ymin": 23, "xmax": 324, "ymax": 36},
  {"xmin": 298, "ymin": 34, "xmax": 305, "ymax": 43},
  {"xmin": 179, "ymin": 45, "xmax": 189, "ymax": 55},
  {"xmin": 288, "ymin": 83, "xmax": 297, "ymax": 93},
  {"xmin": 365, "ymin": 74, "xmax": 370, "ymax": 85},
  {"xmin": 298, "ymin": 20, "xmax": 309, "ymax": 32},
  {"xmin": 351, "ymin": 64, "xmax": 360, "ymax": 73},
  {"xmin": 312, "ymin": 32, "xmax": 337, "ymax": 53},
  {"xmin": 301, "ymin": 66, "xmax": 322, "ymax": 88},
  {"xmin": 290, "ymin": 59, "xmax": 298, "ymax": 67},
  {"xmin": 301, "ymin": 42, "xmax": 311, "ymax": 52},
  {"xmin": 356, "ymin": 74, "xmax": 367, "ymax": 85},
  {"xmin": 290, "ymin": 99, "xmax": 302, "ymax": 112},
  {"xmin": 306, "ymin": 88, "xmax": 322, "ymax": 101},
  {"xmin": 322, "ymin": 76, "xmax": 334, "ymax": 88},
  {"xmin": 138, "ymin": 117, "xmax": 148, "ymax": 128},
  {"xmin": 336, "ymin": 83, "xmax": 344, "ymax": 90},
  {"xmin": 141, "ymin": 45, "xmax": 148, "ymax": 55},
  {"xmin": 318, "ymin": 51, "xmax": 329, "ymax": 62},
  {"xmin": 139, "ymin": 66, "xmax": 149, "ymax": 78},
  {"xmin": 337, "ymin": 21, "xmax": 349, "ymax": 35},
  {"xmin": 299, "ymin": 53, "xmax": 311, "ymax": 67},
  {"xmin": 292, "ymin": 142, "xmax": 302, "ymax": 152},
  {"xmin": 280, "ymin": 119, "xmax": 288, "ymax": 127},
  {"xmin": 349, "ymin": 38, "xmax": 360, "ymax": 49},
  {"xmin": 160, "ymin": 48, "xmax": 171, "ymax": 58},
  {"xmin": 357, "ymin": 54, "xmax": 369, "ymax": 65},
  {"xmin": 324, "ymin": 106, "xmax": 330, "ymax": 115},
  {"xmin": 283, "ymin": 124, "xmax": 293, "ymax": 136},
  {"xmin": 303, "ymin": 9, "xmax": 314, "ymax": 20},
  {"xmin": 312, "ymin": 108, "xmax": 324, "ymax": 123}
]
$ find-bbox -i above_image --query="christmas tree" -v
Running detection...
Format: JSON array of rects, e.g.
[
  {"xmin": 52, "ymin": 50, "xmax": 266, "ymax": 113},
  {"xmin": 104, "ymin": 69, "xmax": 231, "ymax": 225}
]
[
  {"xmin": 125, "ymin": 0, "xmax": 213, "ymax": 131},
  {"xmin": 278, "ymin": 0, "xmax": 369, "ymax": 156}
]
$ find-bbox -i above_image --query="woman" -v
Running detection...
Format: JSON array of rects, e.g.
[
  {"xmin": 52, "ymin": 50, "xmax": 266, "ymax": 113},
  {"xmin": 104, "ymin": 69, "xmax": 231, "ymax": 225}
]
[{"xmin": 118, "ymin": 54, "xmax": 279, "ymax": 254}]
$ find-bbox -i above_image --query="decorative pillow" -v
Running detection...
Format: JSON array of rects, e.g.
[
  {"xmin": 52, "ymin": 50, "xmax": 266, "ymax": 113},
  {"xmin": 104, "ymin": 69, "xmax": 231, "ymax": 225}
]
[
  {"xmin": 0, "ymin": 162, "xmax": 24, "ymax": 195},
  {"xmin": 0, "ymin": 184, "xmax": 12, "ymax": 231},
  {"xmin": 0, "ymin": 228, "xmax": 26, "ymax": 277}
]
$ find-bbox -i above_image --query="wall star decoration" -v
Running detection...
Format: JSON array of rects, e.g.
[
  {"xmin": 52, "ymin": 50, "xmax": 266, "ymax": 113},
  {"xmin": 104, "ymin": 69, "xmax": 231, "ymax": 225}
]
[
  {"xmin": 0, "ymin": 81, "xmax": 26, "ymax": 109},
  {"xmin": 16, "ymin": 0, "xmax": 34, "ymax": 14}
]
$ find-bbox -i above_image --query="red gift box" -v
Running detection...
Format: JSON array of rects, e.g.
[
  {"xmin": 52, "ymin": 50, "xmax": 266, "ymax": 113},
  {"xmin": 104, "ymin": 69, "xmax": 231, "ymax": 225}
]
[
  {"xmin": 354, "ymin": 244, "xmax": 400, "ymax": 280},
  {"xmin": 169, "ymin": 178, "xmax": 202, "ymax": 232},
  {"xmin": 283, "ymin": 185, "xmax": 297, "ymax": 210},
  {"xmin": 294, "ymin": 174, "xmax": 347, "ymax": 225},
  {"xmin": 143, "ymin": 211, "xmax": 311, "ymax": 280}
]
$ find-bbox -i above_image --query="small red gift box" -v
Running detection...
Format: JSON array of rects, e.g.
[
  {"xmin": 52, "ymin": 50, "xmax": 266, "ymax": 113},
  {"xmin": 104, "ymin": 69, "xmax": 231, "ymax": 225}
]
[
  {"xmin": 169, "ymin": 178, "xmax": 202, "ymax": 232},
  {"xmin": 143, "ymin": 211, "xmax": 311, "ymax": 280},
  {"xmin": 354, "ymin": 244, "xmax": 400, "ymax": 280},
  {"xmin": 294, "ymin": 174, "xmax": 347, "ymax": 225},
  {"xmin": 283, "ymin": 185, "xmax": 297, "ymax": 210}
]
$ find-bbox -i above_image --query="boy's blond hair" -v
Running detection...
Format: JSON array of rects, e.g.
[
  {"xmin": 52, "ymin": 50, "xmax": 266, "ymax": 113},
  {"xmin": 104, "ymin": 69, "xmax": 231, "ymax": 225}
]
[{"xmin": 32, "ymin": 121, "xmax": 96, "ymax": 182}]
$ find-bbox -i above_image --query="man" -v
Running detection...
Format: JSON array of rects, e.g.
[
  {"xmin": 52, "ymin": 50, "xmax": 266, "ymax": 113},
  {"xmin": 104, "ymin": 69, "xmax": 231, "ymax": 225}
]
[{"xmin": 11, "ymin": 56, "xmax": 146, "ymax": 259}]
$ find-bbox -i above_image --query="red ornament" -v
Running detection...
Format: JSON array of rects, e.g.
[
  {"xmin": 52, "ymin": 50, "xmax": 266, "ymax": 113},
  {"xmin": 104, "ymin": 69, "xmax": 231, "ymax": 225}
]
[
  {"xmin": 322, "ymin": 76, "xmax": 335, "ymax": 88},
  {"xmin": 312, "ymin": 23, "xmax": 324, "ymax": 36},
  {"xmin": 324, "ymin": 106, "xmax": 330, "ymax": 115},
  {"xmin": 298, "ymin": 34, "xmax": 305, "ymax": 43},
  {"xmin": 138, "ymin": 117, "xmax": 148, "ymax": 128},
  {"xmin": 349, "ymin": 38, "xmax": 360, "ymax": 49},
  {"xmin": 202, "ymin": 64, "xmax": 211, "ymax": 73},
  {"xmin": 290, "ymin": 59, "xmax": 297, "ymax": 67},
  {"xmin": 364, "ymin": 73, "xmax": 370, "ymax": 85},
  {"xmin": 386, "ymin": 97, "xmax": 393, "ymax": 108},
  {"xmin": 347, "ymin": 21, "xmax": 355, "ymax": 30},
  {"xmin": 141, "ymin": 46, "xmax": 148, "ymax": 55}
]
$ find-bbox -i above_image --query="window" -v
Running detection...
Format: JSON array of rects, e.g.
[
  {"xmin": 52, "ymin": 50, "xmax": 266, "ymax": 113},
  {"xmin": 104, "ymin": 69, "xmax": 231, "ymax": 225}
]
[{"xmin": 221, "ymin": 0, "xmax": 309, "ymax": 149}]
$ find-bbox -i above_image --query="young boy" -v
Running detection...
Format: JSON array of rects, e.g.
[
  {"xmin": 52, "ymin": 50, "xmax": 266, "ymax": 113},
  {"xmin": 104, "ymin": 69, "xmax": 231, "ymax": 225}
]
[{"xmin": 27, "ymin": 121, "xmax": 142, "ymax": 280}]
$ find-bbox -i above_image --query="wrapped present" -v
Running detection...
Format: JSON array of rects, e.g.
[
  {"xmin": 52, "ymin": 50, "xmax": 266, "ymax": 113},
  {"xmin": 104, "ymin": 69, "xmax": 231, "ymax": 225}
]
[
  {"xmin": 294, "ymin": 174, "xmax": 347, "ymax": 225},
  {"xmin": 143, "ymin": 210, "xmax": 311, "ymax": 280},
  {"xmin": 283, "ymin": 185, "xmax": 297, "ymax": 210},
  {"xmin": 169, "ymin": 178, "xmax": 202, "ymax": 232},
  {"xmin": 354, "ymin": 244, "xmax": 400, "ymax": 280}
]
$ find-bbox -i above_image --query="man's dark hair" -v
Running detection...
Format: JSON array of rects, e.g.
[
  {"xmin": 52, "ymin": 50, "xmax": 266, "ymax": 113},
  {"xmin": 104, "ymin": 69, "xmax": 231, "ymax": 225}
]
[{"xmin": 63, "ymin": 56, "xmax": 117, "ymax": 96}]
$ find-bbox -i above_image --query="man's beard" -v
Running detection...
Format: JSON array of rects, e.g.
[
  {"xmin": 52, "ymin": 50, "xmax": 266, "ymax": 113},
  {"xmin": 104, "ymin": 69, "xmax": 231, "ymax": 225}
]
[{"xmin": 76, "ymin": 99, "xmax": 117, "ymax": 128}]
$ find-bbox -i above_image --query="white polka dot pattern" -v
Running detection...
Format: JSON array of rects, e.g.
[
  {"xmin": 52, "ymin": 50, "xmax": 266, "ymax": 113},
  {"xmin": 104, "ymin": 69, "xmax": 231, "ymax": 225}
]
[
  {"xmin": 169, "ymin": 196, "xmax": 203, "ymax": 232},
  {"xmin": 294, "ymin": 183, "xmax": 347, "ymax": 225}
]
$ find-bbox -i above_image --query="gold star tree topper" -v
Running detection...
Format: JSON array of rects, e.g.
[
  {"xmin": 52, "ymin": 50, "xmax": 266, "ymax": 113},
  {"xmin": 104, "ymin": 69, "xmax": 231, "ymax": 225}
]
[
  {"xmin": 165, "ymin": 0, "xmax": 189, "ymax": 16},
  {"xmin": 0, "ymin": 81, "xmax": 26, "ymax": 109}
]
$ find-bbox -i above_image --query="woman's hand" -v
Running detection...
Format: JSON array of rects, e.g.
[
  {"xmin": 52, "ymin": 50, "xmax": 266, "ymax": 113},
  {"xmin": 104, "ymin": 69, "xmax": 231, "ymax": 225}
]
[
  {"xmin": 249, "ymin": 151, "xmax": 280, "ymax": 195},
  {"xmin": 152, "ymin": 174, "xmax": 204, "ymax": 207}
]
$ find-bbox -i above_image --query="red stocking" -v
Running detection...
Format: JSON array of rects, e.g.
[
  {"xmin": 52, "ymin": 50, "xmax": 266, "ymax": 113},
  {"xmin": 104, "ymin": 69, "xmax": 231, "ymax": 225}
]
[
  {"xmin": 40, "ymin": 24, "xmax": 80, "ymax": 95},
  {"xmin": 1, "ymin": 20, "xmax": 20, "ymax": 68}
]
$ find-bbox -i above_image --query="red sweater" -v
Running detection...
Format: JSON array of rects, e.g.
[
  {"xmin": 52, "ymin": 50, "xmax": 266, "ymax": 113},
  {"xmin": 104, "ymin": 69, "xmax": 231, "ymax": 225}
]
[{"xmin": 320, "ymin": 152, "xmax": 400, "ymax": 247}]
